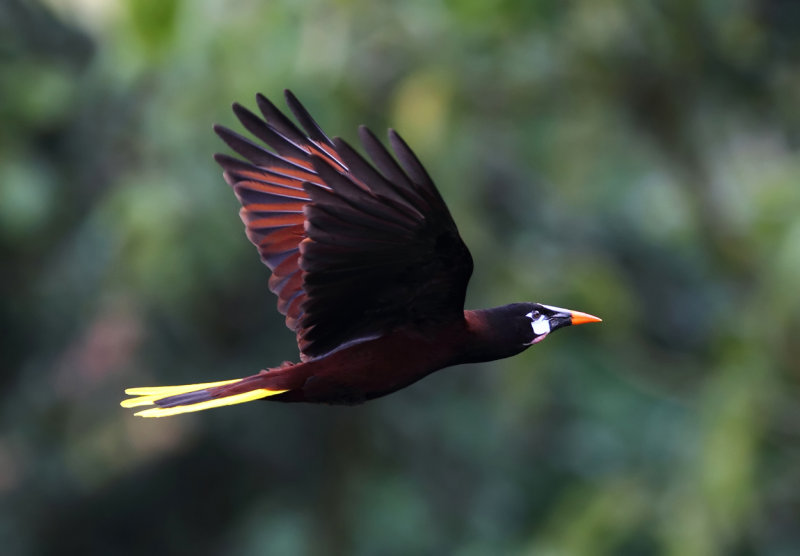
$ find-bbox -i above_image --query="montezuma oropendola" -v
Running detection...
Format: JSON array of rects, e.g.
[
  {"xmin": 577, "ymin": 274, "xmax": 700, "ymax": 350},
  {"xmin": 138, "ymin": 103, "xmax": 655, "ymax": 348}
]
[{"xmin": 121, "ymin": 91, "xmax": 601, "ymax": 417}]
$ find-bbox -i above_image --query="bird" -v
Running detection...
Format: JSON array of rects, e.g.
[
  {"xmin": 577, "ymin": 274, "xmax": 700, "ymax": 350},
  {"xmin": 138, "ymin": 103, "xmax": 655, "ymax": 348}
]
[{"xmin": 121, "ymin": 90, "xmax": 601, "ymax": 417}]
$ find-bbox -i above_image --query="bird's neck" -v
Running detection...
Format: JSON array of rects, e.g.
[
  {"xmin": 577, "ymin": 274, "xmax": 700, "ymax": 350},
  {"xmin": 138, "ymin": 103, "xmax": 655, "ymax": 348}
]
[{"xmin": 458, "ymin": 307, "xmax": 530, "ymax": 364}]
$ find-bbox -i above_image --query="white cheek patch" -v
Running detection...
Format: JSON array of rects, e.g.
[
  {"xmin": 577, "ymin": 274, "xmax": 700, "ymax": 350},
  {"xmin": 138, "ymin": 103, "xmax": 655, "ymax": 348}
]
[{"xmin": 531, "ymin": 316, "xmax": 551, "ymax": 336}]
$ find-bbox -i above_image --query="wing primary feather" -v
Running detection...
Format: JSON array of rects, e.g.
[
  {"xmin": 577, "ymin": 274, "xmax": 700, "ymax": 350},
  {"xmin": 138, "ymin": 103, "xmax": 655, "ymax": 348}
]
[
  {"xmin": 255, "ymin": 93, "xmax": 312, "ymax": 148},
  {"xmin": 214, "ymin": 125, "xmax": 295, "ymax": 168},
  {"xmin": 283, "ymin": 89, "xmax": 336, "ymax": 147},
  {"xmin": 388, "ymin": 129, "xmax": 444, "ymax": 204},
  {"xmin": 332, "ymin": 137, "xmax": 425, "ymax": 220},
  {"xmin": 233, "ymin": 180, "xmax": 310, "ymax": 202},
  {"xmin": 309, "ymin": 158, "xmax": 420, "ymax": 229},
  {"xmin": 303, "ymin": 185, "xmax": 417, "ymax": 239},
  {"xmin": 232, "ymin": 103, "xmax": 310, "ymax": 160},
  {"xmin": 358, "ymin": 126, "xmax": 424, "ymax": 205},
  {"xmin": 213, "ymin": 152, "xmax": 316, "ymax": 185}
]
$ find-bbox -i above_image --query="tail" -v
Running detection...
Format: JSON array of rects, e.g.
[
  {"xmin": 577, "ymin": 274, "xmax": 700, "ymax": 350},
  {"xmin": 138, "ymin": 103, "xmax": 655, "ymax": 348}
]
[{"xmin": 121, "ymin": 376, "xmax": 289, "ymax": 418}]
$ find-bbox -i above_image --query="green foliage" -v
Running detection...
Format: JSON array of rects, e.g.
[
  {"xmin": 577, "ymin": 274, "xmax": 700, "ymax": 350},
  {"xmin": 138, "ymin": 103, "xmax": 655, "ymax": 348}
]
[{"xmin": 2, "ymin": 0, "xmax": 799, "ymax": 554}]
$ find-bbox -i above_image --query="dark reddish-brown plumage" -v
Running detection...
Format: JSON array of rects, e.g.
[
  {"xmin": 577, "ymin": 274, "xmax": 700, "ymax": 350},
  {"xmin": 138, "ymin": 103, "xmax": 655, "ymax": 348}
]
[{"xmin": 121, "ymin": 90, "xmax": 601, "ymax": 417}]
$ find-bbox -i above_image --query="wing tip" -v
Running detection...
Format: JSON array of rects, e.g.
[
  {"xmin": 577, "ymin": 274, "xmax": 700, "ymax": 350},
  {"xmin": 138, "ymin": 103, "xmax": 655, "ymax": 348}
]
[{"xmin": 213, "ymin": 123, "xmax": 235, "ymax": 142}]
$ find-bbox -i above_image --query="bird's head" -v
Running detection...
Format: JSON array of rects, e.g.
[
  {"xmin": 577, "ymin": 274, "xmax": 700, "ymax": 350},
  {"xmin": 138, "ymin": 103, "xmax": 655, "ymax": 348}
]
[
  {"xmin": 523, "ymin": 303, "xmax": 602, "ymax": 345},
  {"xmin": 471, "ymin": 302, "xmax": 602, "ymax": 362}
]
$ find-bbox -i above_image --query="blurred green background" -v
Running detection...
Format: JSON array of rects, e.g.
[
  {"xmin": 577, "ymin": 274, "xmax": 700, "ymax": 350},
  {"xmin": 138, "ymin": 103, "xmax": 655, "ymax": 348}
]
[{"xmin": 2, "ymin": 0, "xmax": 800, "ymax": 554}]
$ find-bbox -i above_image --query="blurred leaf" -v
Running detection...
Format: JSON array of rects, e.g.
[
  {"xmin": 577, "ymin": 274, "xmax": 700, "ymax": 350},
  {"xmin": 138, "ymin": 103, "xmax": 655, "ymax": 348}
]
[{"xmin": 126, "ymin": 0, "xmax": 179, "ymax": 58}]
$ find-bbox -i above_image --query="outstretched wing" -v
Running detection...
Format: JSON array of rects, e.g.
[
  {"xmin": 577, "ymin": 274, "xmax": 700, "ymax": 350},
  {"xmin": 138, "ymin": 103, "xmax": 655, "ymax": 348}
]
[{"xmin": 214, "ymin": 90, "xmax": 473, "ymax": 360}]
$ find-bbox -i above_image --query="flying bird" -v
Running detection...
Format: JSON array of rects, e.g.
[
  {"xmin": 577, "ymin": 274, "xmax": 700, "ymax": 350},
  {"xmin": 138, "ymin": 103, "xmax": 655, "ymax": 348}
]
[{"xmin": 122, "ymin": 90, "xmax": 601, "ymax": 417}]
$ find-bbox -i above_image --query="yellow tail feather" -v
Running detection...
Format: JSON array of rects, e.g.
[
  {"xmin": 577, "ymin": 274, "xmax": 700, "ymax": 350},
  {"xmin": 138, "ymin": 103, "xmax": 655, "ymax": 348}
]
[{"xmin": 121, "ymin": 379, "xmax": 288, "ymax": 418}]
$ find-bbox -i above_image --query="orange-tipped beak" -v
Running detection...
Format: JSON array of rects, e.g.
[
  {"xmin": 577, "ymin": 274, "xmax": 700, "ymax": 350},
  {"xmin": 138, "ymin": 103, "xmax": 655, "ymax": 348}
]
[{"xmin": 569, "ymin": 310, "xmax": 602, "ymax": 326}]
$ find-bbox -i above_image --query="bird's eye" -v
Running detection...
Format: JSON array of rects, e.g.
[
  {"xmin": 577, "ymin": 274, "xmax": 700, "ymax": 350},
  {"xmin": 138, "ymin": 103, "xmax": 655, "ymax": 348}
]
[{"xmin": 529, "ymin": 311, "xmax": 541, "ymax": 320}]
